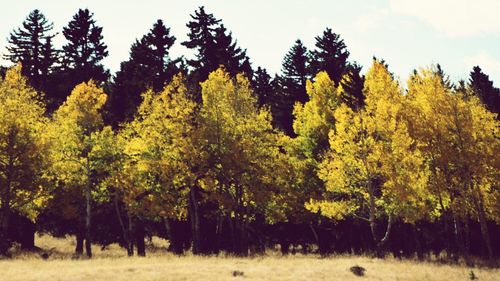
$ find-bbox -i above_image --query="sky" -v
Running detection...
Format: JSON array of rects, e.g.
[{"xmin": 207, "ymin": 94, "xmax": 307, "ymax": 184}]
[{"xmin": 1, "ymin": 0, "xmax": 500, "ymax": 86}]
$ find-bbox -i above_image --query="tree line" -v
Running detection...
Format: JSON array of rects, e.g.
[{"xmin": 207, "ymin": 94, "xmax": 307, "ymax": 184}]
[{"xmin": 0, "ymin": 7, "xmax": 499, "ymax": 263}]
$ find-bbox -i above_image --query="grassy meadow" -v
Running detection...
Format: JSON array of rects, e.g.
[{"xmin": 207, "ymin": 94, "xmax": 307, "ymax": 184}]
[{"xmin": 0, "ymin": 235, "xmax": 497, "ymax": 281}]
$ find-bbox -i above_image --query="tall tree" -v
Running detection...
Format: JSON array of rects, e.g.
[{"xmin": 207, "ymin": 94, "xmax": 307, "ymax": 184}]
[
  {"xmin": 110, "ymin": 19, "xmax": 181, "ymax": 124},
  {"xmin": 310, "ymin": 60, "xmax": 431, "ymax": 256},
  {"xmin": 282, "ymin": 39, "xmax": 311, "ymax": 104},
  {"xmin": 182, "ymin": 6, "xmax": 251, "ymax": 93},
  {"xmin": 213, "ymin": 24, "xmax": 252, "ymax": 76},
  {"xmin": 60, "ymin": 9, "xmax": 109, "ymax": 93},
  {"xmin": 4, "ymin": 9, "xmax": 57, "ymax": 90},
  {"xmin": 0, "ymin": 65, "xmax": 52, "ymax": 255},
  {"xmin": 111, "ymin": 74, "xmax": 198, "ymax": 256},
  {"xmin": 195, "ymin": 67, "xmax": 286, "ymax": 255},
  {"xmin": 406, "ymin": 67, "xmax": 499, "ymax": 264},
  {"xmin": 469, "ymin": 66, "xmax": 500, "ymax": 115},
  {"xmin": 277, "ymin": 39, "xmax": 312, "ymax": 135},
  {"xmin": 252, "ymin": 67, "xmax": 274, "ymax": 106},
  {"xmin": 339, "ymin": 63, "xmax": 365, "ymax": 110},
  {"xmin": 310, "ymin": 27, "xmax": 349, "ymax": 85},
  {"xmin": 47, "ymin": 80, "xmax": 108, "ymax": 258}
]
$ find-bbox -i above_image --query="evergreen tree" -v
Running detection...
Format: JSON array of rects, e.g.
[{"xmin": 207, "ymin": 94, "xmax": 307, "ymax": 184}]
[
  {"xmin": 4, "ymin": 9, "xmax": 57, "ymax": 90},
  {"xmin": 182, "ymin": 6, "xmax": 252, "ymax": 93},
  {"xmin": 110, "ymin": 19, "xmax": 181, "ymax": 124},
  {"xmin": 310, "ymin": 28, "xmax": 349, "ymax": 85},
  {"xmin": 469, "ymin": 66, "xmax": 500, "ymax": 115},
  {"xmin": 277, "ymin": 39, "xmax": 312, "ymax": 135},
  {"xmin": 61, "ymin": 8, "xmax": 109, "ymax": 84},
  {"xmin": 282, "ymin": 39, "xmax": 311, "ymax": 104},
  {"xmin": 182, "ymin": 6, "xmax": 220, "ymax": 83},
  {"xmin": 252, "ymin": 67, "xmax": 274, "ymax": 106},
  {"xmin": 213, "ymin": 24, "xmax": 252, "ymax": 76},
  {"xmin": 339, "ymin": 63, "xmax": 365, "ymax": 110}
]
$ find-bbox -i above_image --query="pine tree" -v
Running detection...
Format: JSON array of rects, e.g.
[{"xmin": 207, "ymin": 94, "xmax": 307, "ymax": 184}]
[
  {"xmin": 310, "ymin": 28, "xmax": 349, "ymax": 85},
  {"xmin": 469, "ymin": 66, "xmax": 500, "ymax": 115},
  {"xmin": 182, "ymin": 6, "xmax": 221, "ymax": 83},
  {"xmin": 182, "ymin": 6, "xmax": 252, "ymax": 92},
  {"xmin": 61, "ymin": 8, "xmax": 109, "ymax": 84},
  {"xmin": 213, "ymin": 24, "xmax": 252, "ymax": 76},
  {"xmin": 339, "ymin": 63, "xmax": 365, "ymax": 110},
  {"xmin": 110, "ymin": 20, "xmax": 181, "ymax": 124},
  {"xmin": 252, "ymin": 67, "xmax": 274, "ymax": 106},
  {"xmin": 276, "ymin": 39, "xmax": 312, "ymax": 135},
  {"xmin": 282, "ymin": 39, "xmax": 311, "ymax": 105},
  {"xmin": 4, "ymin": 9, "xmax": 57, "ymax": 89}
]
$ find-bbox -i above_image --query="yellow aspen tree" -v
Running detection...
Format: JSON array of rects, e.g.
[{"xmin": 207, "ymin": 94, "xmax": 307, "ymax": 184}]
[
  {"xmin": 287, "ymin": 71, "xmax": 341, "ymax": 227},
  {"xmin": 406, "ymin": 68, "xmax": 499, "ymax": 262},
  {"xmin": 110, "ymin": 74, "xmax": 198, "ymax": 255},
  {"xmin": 0, "ymin": 65, "xmax": 51, "ymax": 255},
  {"xmin": 313, "ymin": 59, "xmax": 431, "ymax": 255},
  {"xmin": 47, "ymin": 80, "xmax": 108, "ymax": 258},
  {"xmin": 197, "ymin": 67, "xmax": 286, "ymax": 256}
]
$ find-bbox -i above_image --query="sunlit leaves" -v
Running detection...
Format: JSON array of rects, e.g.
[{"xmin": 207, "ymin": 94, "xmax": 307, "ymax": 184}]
[{"xmin": 0, "ymin": 64, "xmax": 51, "ymax": 219}]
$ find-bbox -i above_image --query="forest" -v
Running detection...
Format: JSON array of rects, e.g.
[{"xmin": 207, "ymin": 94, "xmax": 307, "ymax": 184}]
[{"xmin": 0, "ymin": 6, "xmax": 499, "ymax": 267}]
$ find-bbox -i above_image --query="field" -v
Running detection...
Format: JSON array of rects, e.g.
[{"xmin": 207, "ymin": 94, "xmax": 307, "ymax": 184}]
[{"xmin": 0, "ymin": 235, "xmax": 498, "ymax": 281}]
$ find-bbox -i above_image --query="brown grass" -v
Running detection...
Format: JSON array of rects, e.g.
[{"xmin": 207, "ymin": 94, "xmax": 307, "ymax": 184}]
[{"xmin": 0, "ymin": 235, "xmax": 497, "ymax": 281}]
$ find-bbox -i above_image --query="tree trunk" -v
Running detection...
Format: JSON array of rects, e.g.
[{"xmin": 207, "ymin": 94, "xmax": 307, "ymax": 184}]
[
  {"xmin": 164, "ymin": 219, "xmax": 183, "ymax": 255},
  {"xmin": 0, "ymin": 208, "xmax": 11, "ymax": 256},
  {"xmin": 85, "ymin": 177, "xmax": 92, "ymax": 258},
  {"xmin": 475, "ymin": 198, "xmax": 494, "ymax": 265},
  {"xmin": 453, "ymin": 214, "xmax": 469, "ymax": 264},
  {"xmin": 412, "ymin": 224, "xmax": 424, "ymax": 260},
  {"xmin": 189, "ymin": 187, "xmax": 201, "ymax": 254},
  {"xmin": 464, "ymin": 217, "xmax": 471, "ymax": 262},
  {"xmin": 114, "ymin": 192, "xmax": 133, "ymax": 256},
  {"xmin": 128, "ymin": 215, "xmax": 134, "ymax": 256},
  {"xmin": 75, "ymin": 232, "xmax": 84, "ymax": 256},
  {"xmin": 237, "ymin": 217, "xmax": 249, "ymax": 256},
  {"xmin": 367, "ymin": 181, "xmax": 379, "ymax": 254},
  {"xmin": 135, "ymin": 218, "xmax": 146, "ymax": 257}
]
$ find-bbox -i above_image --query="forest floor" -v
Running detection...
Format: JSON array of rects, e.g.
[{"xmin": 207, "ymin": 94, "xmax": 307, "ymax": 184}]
[{"xmin": 0, "ymin": 235, "xmax": 498, "ymax": 281}]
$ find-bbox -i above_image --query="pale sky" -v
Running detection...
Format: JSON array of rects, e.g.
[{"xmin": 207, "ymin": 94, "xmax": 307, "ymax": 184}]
[{"xmin": 1, "ymin": 0, "xmax": 500, "ymax": 86}]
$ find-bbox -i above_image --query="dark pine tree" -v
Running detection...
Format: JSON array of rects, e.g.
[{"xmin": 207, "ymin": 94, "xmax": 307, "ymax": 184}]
[
  {"xmin": 276, "ymin": 39, "xmax": 311, "ymax": 135},
  {"xmin": 310, "ymin": 27, "xmax": 350, "ymax": 85},
  {"xmin": 281, "ymin": 39, "xmax": 311, "ymax": 105},
  {"xmin": 4, "ymin": 9, "xmax": 57, "ymax": 90},
  {"xmin": 213, "ymin": 24, "xmax": 252, "ymax": 77},
  {"xmin": 62, "ymin": 8, "xmax": 109, "ymax": 81},
  {"xmin": 182, "ymin": 6, "xmax": 252, "ymax": 100},
  {"xmin": 50, "ymin": 8, "xmax": 109, "ymax": 106},
  {"xmin": 182, "ymin": 6, "xmax": 220, "ymax": 84},
  {"xmin": 109, "ymin": 19, "xmax": 181, "ymax": 124},
  {"xmin": 340, "ymin": 63, "xmax": 365, "ymax": 110},
  {"xmin": 252, "ymin": 67, "xmax": 274, "ymax": 106},
  {"xmin": 469, "ymin": 66, "xmax": 500, "ymax": 115}
]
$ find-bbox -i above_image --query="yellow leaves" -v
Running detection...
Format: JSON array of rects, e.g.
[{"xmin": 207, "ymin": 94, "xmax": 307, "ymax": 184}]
[
  {"xmin": 117, "ymin": 73, "xmax": 197, "ymax": 218},
  {"xmin": 305, "ymin": 199, "xmax": 358, "ymax": 220},
  {"xmin": 196, "ymin": 67, "xmax": 287, "ymax": 217},
  {"xmin": 55, "ymin": 80, "xmax": 107, "ymax": 132},
  {"xmin": 404, "ymin": 66, "xmax": 500, "ymax": 221},
  {"xmin": 293, "ymin": 71, "xmax": 339, "ymax": 154},
  {"xmin": 0, "ymin": 65, "xmax": 52, "ymax": 218},
  {"xmin": 315, "ymin": 60, "xmax": 436, "ymax": 222}
]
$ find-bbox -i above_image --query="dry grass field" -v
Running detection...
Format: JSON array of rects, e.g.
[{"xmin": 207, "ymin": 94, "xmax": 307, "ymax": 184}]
[{"xmin": 0, "ymin": 235, "xmax": 497, "ymax": 281}]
